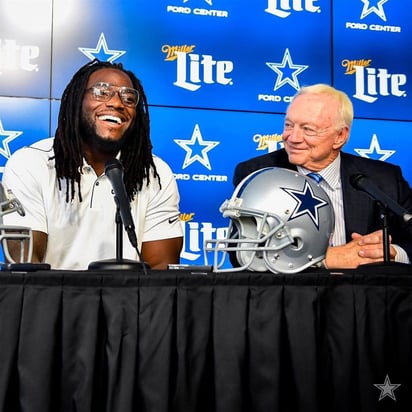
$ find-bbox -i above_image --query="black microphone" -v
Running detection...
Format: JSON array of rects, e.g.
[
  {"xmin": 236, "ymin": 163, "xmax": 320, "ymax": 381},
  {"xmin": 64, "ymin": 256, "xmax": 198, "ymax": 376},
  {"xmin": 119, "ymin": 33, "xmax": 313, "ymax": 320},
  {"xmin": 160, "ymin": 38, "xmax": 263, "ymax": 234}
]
[
  {"xmin": 350, "ymin": 173, "xmax": 412, "ymax": 224},
  {"xmin": 104, "ymin": 159, "xmax": 138, "ymax": 248}
]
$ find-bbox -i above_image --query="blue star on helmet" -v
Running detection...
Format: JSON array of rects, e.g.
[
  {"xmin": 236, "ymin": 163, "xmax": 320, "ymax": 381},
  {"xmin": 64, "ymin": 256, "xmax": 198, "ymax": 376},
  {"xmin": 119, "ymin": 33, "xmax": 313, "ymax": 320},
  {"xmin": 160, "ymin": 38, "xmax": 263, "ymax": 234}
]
[{"xmin": 282, "ymin": 181, "xmax": 328, "ymax": 229}]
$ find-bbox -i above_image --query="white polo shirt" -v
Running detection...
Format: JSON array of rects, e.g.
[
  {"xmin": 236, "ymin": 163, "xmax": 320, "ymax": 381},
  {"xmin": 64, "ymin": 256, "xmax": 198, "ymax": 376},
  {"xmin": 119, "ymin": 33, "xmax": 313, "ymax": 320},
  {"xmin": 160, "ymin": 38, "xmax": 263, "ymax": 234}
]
[{"xmin": 2, "ymin": 138, "xmax": 183, "ymax": 270}]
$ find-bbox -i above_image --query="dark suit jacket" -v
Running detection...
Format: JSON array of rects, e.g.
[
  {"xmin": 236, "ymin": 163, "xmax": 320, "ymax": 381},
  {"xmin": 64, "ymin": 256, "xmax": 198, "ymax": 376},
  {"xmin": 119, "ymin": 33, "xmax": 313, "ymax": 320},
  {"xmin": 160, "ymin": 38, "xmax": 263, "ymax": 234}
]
[{"xmin": 233, "ymin": 149, "xmax": 412, "ymax": 260}]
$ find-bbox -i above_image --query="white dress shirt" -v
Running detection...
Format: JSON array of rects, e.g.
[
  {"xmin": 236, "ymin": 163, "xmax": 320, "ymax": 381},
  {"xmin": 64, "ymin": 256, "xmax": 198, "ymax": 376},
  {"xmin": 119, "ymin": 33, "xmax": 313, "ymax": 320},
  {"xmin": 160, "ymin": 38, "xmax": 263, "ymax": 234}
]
[{"xmin": 298, "ymin": 155, "xmax": 409, "ymax": 263}]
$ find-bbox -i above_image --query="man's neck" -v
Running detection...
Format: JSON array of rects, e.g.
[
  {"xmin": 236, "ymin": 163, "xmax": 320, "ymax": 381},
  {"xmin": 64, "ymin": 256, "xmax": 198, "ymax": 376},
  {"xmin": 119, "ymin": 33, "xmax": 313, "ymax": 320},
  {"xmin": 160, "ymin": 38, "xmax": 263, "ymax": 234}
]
[{"xmin": 83, "ymin": 144, "xmax": 119, "ymax": 176}]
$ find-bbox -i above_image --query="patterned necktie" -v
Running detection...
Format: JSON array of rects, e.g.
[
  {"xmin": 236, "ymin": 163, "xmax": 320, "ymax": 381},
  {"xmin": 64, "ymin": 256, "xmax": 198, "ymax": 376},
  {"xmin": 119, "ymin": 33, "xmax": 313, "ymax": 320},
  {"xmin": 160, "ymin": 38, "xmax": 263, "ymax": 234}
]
[{"xmin": 307, "ymin": 172, "xmax": 323, "ymax": 184}]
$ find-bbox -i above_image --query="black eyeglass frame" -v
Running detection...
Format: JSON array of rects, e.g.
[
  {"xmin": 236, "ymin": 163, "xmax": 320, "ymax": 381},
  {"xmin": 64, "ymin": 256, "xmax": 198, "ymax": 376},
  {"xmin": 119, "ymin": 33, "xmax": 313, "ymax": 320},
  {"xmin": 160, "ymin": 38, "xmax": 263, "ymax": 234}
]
[{"xmin": 86, "ymin": 82, "xmax": 140, "ymax": 107}]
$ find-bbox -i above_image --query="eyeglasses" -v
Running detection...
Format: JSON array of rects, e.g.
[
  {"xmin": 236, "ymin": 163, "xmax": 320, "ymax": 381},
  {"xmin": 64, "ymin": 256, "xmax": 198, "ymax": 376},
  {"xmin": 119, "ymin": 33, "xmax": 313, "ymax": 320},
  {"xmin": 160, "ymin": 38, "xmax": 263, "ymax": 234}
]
[
  {"xmin": 283, "ymin": 121, "xmax": 339, "ymax": 137},
  {"xmin": 86, "ymin": 82, "xmax": 140, "ymax": 107}
]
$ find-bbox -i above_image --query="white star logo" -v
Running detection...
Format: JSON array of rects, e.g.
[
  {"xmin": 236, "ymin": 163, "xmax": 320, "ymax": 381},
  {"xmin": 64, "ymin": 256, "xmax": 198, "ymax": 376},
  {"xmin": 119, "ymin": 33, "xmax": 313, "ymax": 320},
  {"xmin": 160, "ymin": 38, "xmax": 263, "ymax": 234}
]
[
  {"xmin": 266, "ymin": 48, "xmax": 308, "ymax": 91},
  {"xmin": 374, "ymin": 374, "xmax": 401, "ymax": 401},
  {"xmin": 183, "ymin": 0, "xmax": 212, "ymax": 5},
  {"xmin": 360, "ymin": 0, "xmax": 388, "ymax": 22},
  {"xmin": 354, "ymin": 134, "xmax": 395, "ymax": 161},
  {"xmin": 0, "ymin": 119, "xmax": 23, "ymax": 160},
  {"xmin": 174, "ymin": 124, "xmax": 219, "ymax": 170},
  {"xmin": 78, "ymin": 33, "xmax": 126, "ymax": 63}
]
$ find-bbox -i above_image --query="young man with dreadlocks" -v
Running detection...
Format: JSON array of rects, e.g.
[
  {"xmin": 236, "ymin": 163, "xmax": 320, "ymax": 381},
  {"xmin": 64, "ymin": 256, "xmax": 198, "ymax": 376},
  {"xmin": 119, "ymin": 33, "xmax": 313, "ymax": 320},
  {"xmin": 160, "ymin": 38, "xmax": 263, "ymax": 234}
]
[{"xmin": 2, "ymin": 59, "xmax": 183, "ymax": 270}]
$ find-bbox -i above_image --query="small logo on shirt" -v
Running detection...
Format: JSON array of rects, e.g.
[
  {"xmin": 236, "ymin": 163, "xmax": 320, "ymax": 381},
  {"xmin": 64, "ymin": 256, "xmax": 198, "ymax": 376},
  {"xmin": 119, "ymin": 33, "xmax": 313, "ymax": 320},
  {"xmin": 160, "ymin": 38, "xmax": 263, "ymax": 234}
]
[{"xmin": 169, "ymin": 216, "xmax": 179, "ymax": 224}]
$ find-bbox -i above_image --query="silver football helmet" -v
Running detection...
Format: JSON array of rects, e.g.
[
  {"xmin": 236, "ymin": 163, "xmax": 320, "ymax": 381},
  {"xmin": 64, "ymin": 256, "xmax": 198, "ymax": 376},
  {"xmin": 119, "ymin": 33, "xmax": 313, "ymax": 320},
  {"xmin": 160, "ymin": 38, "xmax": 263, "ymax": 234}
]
[
  {"xmin": 0, "ymin": 182, "xmax": 33, "ymax": 264},
  {"xmin": 204, "ymin": 167, "xmax": 334, "ymax": 274}
]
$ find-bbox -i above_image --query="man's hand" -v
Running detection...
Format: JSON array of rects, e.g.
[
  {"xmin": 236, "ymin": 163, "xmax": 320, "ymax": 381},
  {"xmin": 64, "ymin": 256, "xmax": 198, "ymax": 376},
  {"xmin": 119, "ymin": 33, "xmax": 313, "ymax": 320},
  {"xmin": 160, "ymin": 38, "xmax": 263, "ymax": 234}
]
[{"xmin": 324, "ymin": 230, "xmax": 397, "ymax": 269}]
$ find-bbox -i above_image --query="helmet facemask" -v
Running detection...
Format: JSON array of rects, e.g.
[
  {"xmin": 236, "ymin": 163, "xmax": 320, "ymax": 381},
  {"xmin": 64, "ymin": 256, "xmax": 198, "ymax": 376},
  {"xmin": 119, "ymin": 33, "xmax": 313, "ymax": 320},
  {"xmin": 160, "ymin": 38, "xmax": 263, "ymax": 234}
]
[{"xmin": 0, "ymin": 184, "xmax": 33, "ymax": 265}]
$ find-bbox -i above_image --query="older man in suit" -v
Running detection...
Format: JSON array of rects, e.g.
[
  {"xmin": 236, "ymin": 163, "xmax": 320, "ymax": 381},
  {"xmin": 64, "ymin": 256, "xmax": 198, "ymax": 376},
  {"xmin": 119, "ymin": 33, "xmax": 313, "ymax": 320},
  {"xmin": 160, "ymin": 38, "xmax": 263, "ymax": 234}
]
[{"xmin": 233, "ymin": 84, "xmax": 412, "ymax": 269}]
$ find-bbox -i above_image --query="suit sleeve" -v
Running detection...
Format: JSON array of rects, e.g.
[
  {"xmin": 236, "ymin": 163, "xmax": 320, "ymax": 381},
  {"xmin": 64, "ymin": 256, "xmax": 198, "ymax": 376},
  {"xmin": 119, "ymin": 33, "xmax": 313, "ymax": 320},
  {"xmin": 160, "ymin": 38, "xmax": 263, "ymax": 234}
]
[
  {"xmin": 233, "ymin": 161, "xmax": 251, "ymax": 187},
  {"xmin": 392, "ymin": 165, "xmax": 412, "ymax": 259}
]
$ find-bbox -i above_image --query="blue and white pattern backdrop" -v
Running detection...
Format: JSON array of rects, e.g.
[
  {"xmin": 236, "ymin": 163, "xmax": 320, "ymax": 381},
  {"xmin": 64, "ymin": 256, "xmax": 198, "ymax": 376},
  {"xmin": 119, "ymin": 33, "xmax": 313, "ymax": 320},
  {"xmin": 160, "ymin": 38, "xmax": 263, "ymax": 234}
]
[{"xmin": 0, "ymin": 0, "xmax": 411, "ymax": 266}]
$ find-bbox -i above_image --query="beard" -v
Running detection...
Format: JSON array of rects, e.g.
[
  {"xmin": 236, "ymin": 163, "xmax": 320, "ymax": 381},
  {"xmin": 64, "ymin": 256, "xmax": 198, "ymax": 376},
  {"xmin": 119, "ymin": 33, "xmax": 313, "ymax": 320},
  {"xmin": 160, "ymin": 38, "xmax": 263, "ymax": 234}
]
[{"xmin": 80, "ymin": 113, "xmax": 133, "ymax": 153}]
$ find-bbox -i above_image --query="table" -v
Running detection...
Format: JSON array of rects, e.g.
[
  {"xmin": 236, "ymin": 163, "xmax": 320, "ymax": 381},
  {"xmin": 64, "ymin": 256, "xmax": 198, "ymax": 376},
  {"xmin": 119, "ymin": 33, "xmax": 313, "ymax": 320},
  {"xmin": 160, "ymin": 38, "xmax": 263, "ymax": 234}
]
[{"xmin": 1, "ymin": 264, "xmax": 412, "ymax": 412}]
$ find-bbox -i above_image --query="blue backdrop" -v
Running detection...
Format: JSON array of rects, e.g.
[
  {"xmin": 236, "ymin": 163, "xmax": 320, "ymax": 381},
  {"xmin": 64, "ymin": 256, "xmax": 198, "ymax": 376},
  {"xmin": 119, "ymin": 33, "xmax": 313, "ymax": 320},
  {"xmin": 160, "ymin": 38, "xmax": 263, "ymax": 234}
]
[{"xmin": 0, "ymin": 0, "xmax": 411, "ymax": 266}]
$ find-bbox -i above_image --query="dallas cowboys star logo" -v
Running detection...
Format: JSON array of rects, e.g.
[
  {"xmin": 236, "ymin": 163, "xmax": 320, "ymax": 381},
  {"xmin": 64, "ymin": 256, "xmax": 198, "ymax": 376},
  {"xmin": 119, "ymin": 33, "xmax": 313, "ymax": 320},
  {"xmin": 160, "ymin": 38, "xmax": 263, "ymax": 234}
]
[
  {"xmin": 266, "ymin": 48, "xmax": 308, "ymax": 91},
  {"xmin": 354, "ymin": 134, "xmax": 395, "ymax": 161},
  {"xmin": 374, "ymin": 374, "xmax": 401, "ymax": 401},
  {"xmin": 0, "ymin": 119, "xmax": 23, "ymax": 160},
  {"xmin": 282, "ymin": 181, "xmax": 328, "ymax": 229},
  {"xmin": 78, "ymin": 33, "xmax": 126, "ymax": 62},
  {"xmin": 183, "ymin": 0, "xmax": 213, "ymax": 5},
  {"xmin": 360, "ymin": 0, "xmax": 388, "ymax": 22},
  {"xmin": 174, "ymin": 124, "xmax": 219, "ymax": 170}
]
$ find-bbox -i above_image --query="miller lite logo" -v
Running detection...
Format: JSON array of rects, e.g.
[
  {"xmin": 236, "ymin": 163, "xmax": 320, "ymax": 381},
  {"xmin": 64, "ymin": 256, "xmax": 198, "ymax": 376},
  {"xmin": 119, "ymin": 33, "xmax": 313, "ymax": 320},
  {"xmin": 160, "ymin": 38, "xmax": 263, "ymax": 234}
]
[
  {"xmin": 162, "ymin": 44, "xmax": 234, "ymax": 91},
  {"xmin": 342, "ymin": 58, "xmax": 407, "ymax": 103},
  {"xmin": 0, "ymin": 38, "xmax": 39, "ymax": 74},
  {"xmin": 265, "ymin": 0, "xmax": 320, "ymax": 18}
]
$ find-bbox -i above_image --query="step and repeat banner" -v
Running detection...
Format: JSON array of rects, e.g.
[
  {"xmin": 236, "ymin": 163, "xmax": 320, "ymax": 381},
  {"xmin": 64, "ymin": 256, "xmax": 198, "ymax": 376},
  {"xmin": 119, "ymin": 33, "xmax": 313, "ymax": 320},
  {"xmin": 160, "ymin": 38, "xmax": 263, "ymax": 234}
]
[{"xmin": 0, "ymin": 0, "xmax": 411, "ymax": 266}]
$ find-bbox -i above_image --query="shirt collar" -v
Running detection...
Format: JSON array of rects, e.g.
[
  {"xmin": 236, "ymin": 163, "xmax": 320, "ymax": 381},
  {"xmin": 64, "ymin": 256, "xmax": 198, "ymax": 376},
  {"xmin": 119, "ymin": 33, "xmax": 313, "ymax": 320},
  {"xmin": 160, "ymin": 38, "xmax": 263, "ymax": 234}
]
[
  {"xmin": 297, "ymin": 154, "xmax": 341, "ymax": 190},
  {"xmin": 80, "ymin": 151, "xmax": 122, "ymax": 173}
]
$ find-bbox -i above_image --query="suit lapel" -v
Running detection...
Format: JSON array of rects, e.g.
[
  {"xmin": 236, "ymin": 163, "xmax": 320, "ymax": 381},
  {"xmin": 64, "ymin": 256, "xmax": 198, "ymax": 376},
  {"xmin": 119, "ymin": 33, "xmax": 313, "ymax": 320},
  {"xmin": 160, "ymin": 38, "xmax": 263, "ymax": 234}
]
[{"xmin": 340, "ymin": 154, "xmax": 373, "ymax": 241}]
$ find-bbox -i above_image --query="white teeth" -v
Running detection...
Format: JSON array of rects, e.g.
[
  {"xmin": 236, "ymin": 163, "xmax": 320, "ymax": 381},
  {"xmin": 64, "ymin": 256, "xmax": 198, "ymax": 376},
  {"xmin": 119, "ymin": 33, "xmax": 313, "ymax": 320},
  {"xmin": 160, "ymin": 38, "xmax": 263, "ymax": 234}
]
[{"xmin": 99, "ymin": 114, "xmax": 122, "ymax": 125}]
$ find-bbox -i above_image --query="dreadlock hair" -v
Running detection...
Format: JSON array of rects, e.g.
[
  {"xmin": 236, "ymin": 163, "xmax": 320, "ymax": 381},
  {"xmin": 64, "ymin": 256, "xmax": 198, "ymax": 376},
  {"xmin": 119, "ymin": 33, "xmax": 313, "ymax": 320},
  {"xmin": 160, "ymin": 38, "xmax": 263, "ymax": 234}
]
[{"xmin": 53, "ymin": 58, "xmax": 160, "ymax": 203}]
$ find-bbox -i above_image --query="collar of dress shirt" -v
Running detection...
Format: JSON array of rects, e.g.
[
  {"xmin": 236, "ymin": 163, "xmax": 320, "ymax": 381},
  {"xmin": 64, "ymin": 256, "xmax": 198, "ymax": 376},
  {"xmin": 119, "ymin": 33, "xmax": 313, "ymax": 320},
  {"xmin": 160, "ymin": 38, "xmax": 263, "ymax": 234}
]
[{"xmin": 297, "ymin": 154, "xmax": 341, "ymax": 190}]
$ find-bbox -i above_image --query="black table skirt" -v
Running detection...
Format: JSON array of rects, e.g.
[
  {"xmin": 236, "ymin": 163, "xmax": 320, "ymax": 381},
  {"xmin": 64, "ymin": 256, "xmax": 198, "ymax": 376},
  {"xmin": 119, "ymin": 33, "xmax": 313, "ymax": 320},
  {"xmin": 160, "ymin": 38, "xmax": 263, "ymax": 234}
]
[{"xmin": 1, "ymin": 264, "xmax": 412, "ymax": 412}]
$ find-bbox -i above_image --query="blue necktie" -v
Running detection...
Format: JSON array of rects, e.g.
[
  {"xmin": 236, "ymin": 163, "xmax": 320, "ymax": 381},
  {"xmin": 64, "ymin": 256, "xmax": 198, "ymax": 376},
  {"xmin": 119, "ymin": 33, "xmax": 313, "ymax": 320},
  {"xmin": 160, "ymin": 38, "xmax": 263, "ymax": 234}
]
[{"xmin": 307, "ymin": 172, "xmax": 323, "ymax": 184}]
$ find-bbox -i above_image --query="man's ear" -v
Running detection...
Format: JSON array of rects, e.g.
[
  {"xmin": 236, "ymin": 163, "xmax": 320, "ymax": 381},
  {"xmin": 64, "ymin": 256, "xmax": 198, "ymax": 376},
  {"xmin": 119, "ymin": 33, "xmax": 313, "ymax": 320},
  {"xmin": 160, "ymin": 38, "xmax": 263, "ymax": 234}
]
[{"xmin": 333, "ymin": 126, "xmax": 349, "ymax": 149}]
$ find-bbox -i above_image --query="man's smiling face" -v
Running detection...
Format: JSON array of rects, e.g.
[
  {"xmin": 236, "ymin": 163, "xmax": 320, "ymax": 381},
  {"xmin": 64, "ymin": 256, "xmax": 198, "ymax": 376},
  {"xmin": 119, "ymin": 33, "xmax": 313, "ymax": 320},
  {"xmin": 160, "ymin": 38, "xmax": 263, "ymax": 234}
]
[{"xmin": 81, "ymin": 68, "xmax": 137, "ymax": 152}]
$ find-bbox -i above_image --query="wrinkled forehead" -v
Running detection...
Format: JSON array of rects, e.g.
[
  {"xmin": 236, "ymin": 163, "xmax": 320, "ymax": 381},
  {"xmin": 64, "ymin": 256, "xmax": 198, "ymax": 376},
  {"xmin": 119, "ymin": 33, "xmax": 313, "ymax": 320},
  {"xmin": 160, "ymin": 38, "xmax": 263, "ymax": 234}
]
[
  {"xmin": 87, "ymin": 68, "xmax": 133, "ymax": 89},
  {"xmin": 287, "ymin": 93, "xmax": 341, "ymax": 125}
]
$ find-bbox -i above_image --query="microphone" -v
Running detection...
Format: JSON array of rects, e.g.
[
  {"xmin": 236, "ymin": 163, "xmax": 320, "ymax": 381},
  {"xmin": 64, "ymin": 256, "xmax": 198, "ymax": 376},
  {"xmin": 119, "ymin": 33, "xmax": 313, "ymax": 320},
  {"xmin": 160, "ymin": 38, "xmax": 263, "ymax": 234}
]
[
  {"xmin": 0, "ymin": 182, "xmax": 25, "ymax": 217},
  {"xmin": 350, "ymin": 173, "xmax": 412, "ymax": 224},
  {"xmin": 104, "ymin": 159, "xmax": 138, "ymax": 248}
]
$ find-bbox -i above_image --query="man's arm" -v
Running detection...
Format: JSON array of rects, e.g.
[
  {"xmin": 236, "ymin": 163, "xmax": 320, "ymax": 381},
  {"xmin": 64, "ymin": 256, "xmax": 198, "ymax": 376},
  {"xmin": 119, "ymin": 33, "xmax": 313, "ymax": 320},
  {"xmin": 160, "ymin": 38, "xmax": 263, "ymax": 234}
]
[
  {"xmin": 141, "ymin": 236, "xmax": 183, "ymax": 270},
  {"xmin": 6, "ymin": 230, "xmax": 47, "ymax": 264}
]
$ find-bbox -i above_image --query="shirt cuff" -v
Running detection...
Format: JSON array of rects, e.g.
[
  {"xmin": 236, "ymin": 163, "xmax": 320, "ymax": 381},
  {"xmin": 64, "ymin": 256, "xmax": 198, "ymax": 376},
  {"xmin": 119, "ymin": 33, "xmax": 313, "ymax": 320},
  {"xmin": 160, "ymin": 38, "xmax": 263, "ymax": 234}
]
[{"xmin": 393, "ymin": 244, "xmax": 410, "ymax": 264}]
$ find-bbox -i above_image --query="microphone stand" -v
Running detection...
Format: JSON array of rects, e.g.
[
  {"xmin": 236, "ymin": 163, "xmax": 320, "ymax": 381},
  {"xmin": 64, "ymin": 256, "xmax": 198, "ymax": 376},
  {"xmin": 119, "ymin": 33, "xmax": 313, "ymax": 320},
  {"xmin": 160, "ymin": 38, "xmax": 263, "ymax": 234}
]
[
  {"xmin": 360, "ymin": 201, "xmax": 410, "ymax": 273},
  {"xmin": 88, "ymin": 205, "xmax": 149, "ymax": 272},
  {"xmin": 115, "ymin": 207, "xmax": 123, "ymax": 261},
  {"xmin": 378, "ymin": 204, "xmax": 391, "ymax": 264}
]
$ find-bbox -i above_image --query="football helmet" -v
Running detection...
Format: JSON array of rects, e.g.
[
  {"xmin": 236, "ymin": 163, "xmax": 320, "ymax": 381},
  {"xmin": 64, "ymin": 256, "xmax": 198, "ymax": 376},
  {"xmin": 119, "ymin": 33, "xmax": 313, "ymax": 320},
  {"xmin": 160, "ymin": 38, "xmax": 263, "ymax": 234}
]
[
  {"xmin": 204, "ymin": 167, "xmax": 334, "ymax": 274},
  {"xmin": 0, "ymin": 182, "xmax": 33, "ymax": 264}
]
